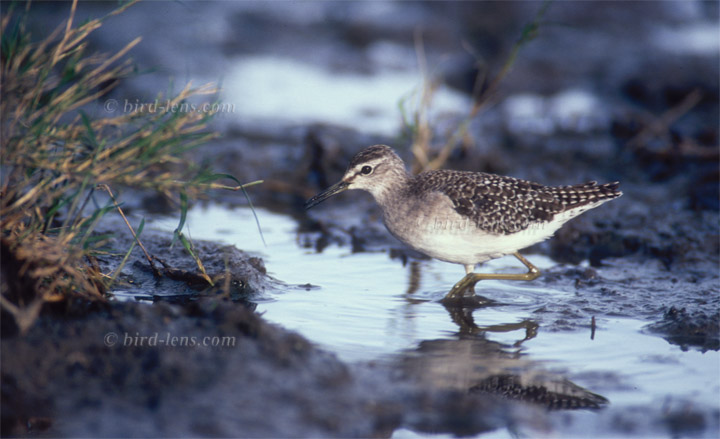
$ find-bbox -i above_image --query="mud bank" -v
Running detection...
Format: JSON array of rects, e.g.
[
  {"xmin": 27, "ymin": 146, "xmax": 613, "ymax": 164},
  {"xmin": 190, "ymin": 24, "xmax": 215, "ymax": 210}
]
[
  {"xmin": 3, "ymin": 2, "xmax": 718, "ymax": 438},
  {"xmin": 3, "ymin": 297, "xmax": 517, "ymax": 438}
]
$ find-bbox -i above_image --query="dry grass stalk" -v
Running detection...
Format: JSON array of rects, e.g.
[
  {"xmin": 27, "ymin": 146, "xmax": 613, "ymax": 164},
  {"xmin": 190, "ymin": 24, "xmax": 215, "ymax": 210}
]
[
  {"xmin": 1, "ymin": 0, "xmax": 255, "ymax": 332},
  {"xmin": 402, "ymin": 0, "xmax": 553, "ymax": 173}
]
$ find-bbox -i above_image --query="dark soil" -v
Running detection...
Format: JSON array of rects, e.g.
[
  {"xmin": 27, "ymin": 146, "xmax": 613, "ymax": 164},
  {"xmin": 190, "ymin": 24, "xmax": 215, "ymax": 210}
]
[
  {"xmin": 3, "ymin": 2, "xmax": 718, "ymax": 438},
  {"xmin": 1, "ymin": 237, "xmax": 534, "ymax": 438}
]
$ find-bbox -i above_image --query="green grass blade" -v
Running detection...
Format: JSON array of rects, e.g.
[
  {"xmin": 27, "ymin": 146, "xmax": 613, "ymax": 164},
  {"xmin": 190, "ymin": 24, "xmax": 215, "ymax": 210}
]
[
  {"xmin": 240, "ymin": 184, "xmax": 266, "ymax": 247},
  {"xmin": 172, "ymin": 190, "xmax": 189, "ymax": 248},
  {"xmin": 107, "ymin": 217, "xmax": 144, "ymax": 289}
]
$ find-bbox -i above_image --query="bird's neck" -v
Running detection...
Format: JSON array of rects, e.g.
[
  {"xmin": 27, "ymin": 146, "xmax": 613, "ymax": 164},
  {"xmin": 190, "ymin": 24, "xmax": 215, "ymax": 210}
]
[{"xmin": 370, "ymin": 169, "xmax": 412, "ymax": 211}]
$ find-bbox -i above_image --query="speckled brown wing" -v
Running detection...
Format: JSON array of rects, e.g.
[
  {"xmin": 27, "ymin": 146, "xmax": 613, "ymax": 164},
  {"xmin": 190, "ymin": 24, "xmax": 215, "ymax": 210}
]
[{"xmin": 413, "ymin": 170, "xmax": 621, "ymax": 235}]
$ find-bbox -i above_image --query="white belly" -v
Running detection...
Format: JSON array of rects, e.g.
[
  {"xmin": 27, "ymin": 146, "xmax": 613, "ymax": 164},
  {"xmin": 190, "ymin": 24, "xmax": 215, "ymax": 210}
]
[
  {"xmin": 381, "ymin": 191, "xmax": 586, "ymax": 267},
  {"xmin": 396, "ymin": 218, "xmax": 561, "ymax": 265}
]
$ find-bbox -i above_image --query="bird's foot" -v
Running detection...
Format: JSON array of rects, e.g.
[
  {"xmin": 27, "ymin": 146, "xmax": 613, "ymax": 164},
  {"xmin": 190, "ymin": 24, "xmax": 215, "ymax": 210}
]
[
  {"xmin": 445, "ymin": 274, "xmax": 477, "ymax": 300},
  {"xmin": 441, "ymin": 274, "xmax": 493, "ymax": 307}
]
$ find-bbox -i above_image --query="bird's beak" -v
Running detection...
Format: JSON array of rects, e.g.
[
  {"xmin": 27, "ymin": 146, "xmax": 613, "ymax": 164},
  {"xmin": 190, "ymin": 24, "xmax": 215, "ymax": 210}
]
[{"xmin": 305, "ymin": 180, "xmax": 349, "ymax": 209}]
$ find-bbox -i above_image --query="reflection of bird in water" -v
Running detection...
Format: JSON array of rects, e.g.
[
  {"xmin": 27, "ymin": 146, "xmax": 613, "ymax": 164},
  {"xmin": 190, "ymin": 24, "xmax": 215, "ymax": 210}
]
[
  {"xmin": 402, "ymin": 337, "xmax": 608, "ymax": 411},
  {"xmin": 444, "ymin": 304, "xmax": 539, "ymax": 345},
  {"xmin": 469, "ymin": 373, "xmax": 608, "ymax": 410}
]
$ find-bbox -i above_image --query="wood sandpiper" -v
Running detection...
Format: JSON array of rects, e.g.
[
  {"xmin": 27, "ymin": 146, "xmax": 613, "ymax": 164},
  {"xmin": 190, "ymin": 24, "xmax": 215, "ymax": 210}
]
[{"xmin": 305, "ymin": 145, "xmax": 622, "ymax": 300}]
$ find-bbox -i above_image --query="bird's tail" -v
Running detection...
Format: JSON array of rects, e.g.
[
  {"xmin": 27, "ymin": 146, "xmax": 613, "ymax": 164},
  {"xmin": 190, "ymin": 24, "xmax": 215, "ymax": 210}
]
[{"xmin": 550, "ymin": 181, "xmax": 622, "ymax": 210}]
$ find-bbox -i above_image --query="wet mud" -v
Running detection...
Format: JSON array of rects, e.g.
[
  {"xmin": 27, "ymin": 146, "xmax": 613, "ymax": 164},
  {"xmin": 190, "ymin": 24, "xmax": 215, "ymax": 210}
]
[
  {"xmin": 4, "ymin": 297, "xmax": 500, "ymax": 438},
  {"xmin": 0, "ymin": 228, "xmax": 543, "ymax": 437},
  {"xmin": 3, "ymin": 1, "xmax": 719, "ymax": 438}
]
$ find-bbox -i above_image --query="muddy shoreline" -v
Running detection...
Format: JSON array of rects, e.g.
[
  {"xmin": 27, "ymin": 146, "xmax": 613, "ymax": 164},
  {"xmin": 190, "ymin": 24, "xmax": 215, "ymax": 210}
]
[
  {"xmin": 2, "ymin": 1, "xmax": 719, "ymax": 438},
  {"xmin": 2, "ymin": 202, "xmax": 717, "ymax": 436}
]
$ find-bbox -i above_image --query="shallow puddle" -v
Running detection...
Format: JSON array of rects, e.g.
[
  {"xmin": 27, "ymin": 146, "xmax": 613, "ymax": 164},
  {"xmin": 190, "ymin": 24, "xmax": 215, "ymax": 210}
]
[
  {"xmin": 148, "ymin": 204, "xmax": 719, "ymax": 437},
  {"xmin": 223, "ymin": 55, "xmax": 469, "ymax": 136}
]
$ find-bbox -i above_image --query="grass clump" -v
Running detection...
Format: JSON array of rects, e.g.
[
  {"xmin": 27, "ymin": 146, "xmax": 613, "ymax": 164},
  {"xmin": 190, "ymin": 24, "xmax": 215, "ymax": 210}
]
[
  {"xmin": 0, "ymin": 0, "xmax": 257, "ymax": 333},
  {"xmin": 400, "ymin": 0, "xmax": 553, "ymax": 173}
]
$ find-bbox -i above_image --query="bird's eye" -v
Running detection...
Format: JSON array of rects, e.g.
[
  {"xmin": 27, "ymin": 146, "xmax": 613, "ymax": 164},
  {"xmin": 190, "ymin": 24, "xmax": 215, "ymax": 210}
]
[{"xmin": 361, "ymin": 165, "xmax": 373, "ymax": 175}]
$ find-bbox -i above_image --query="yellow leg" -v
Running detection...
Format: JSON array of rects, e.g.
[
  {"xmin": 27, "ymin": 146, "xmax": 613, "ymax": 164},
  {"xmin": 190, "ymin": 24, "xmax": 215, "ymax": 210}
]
[{"xmin": 445, "ymin": 252, "xmax": 541, "ymax": 300}]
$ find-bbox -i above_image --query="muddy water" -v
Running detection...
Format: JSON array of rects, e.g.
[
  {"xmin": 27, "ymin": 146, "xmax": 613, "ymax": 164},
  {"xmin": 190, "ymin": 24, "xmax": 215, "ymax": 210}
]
[{"xmin": 148, "ymin": 204, "xmax": 719, "ymax": 437}]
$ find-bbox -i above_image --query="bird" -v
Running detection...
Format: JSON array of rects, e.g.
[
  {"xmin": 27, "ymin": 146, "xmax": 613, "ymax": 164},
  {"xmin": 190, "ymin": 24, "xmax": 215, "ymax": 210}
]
[{"xmin": 305, "ymin": 144, "xmax": 622, "ymax": 300}]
